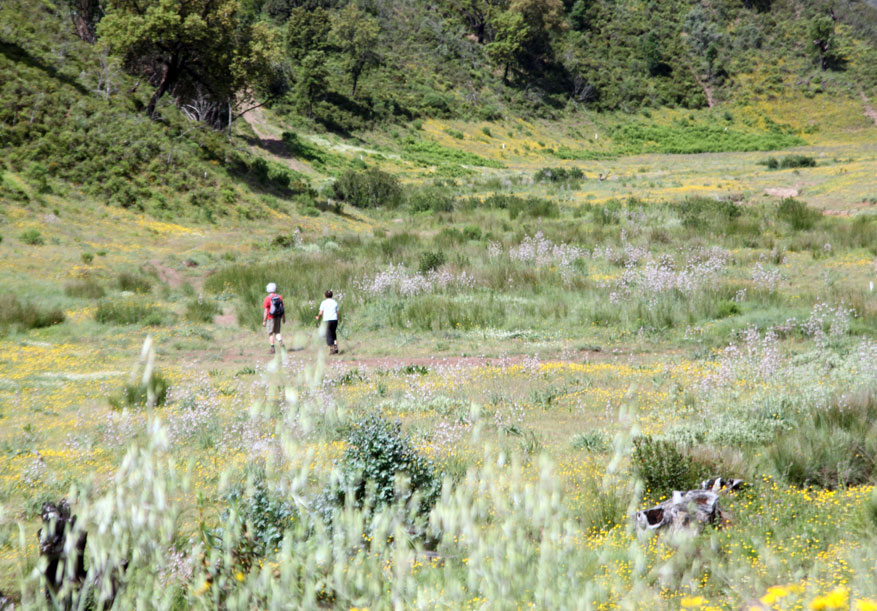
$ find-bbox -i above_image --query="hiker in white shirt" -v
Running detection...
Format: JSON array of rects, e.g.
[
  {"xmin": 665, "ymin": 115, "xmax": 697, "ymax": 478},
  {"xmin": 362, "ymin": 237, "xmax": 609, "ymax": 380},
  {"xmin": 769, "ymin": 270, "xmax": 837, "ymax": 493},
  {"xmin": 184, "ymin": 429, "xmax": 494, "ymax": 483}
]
[{"xmin": 316, "ymin": 290, "xmax": 340, "ymax": 354}]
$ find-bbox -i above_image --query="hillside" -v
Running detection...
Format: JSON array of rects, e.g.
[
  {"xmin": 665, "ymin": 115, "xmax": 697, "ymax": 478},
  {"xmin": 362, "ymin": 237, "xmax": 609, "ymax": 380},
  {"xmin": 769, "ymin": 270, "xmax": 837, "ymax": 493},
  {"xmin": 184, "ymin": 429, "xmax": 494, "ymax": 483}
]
[{"xmin": 1, "ymin": 0, "xmax": 876, "ymax": 223}]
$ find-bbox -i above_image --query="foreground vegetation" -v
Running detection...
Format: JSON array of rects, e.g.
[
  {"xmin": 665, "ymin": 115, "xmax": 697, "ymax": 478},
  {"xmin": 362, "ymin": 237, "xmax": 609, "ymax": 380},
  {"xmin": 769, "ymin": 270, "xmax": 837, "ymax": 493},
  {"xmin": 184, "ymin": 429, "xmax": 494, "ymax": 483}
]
[{"xmin": 3, "ymin": 0, "xmax": 877, "ymax": 607}]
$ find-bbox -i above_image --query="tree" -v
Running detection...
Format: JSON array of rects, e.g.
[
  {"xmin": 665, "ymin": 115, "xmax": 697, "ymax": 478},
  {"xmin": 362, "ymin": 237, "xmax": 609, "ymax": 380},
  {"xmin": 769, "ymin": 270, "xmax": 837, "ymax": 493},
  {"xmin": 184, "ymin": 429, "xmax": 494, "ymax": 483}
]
[
  {"xmin": 98, "ymin": 0, "xmax": 282, "ymax": 123},
  {"xmin": 445, "ymin": 0, "xmax": 509, "ymax": 43},
  {"xmin": 331, "ymin": 4, "xmax": 381, "ymax": 97},
  {"xmin": 810, "ymin": 15, "xmax": 839, "ymax": 71},
  {"xmin": 485, "ymin": 10, "xmax": 528, "ymax": 81},
  {"xmin": 65, "ymin": 0, "xmax": 103, "ymax": 43},
  {"xmin": 286, "ymin": 7, "xmax": 331, "ymax": 116}
]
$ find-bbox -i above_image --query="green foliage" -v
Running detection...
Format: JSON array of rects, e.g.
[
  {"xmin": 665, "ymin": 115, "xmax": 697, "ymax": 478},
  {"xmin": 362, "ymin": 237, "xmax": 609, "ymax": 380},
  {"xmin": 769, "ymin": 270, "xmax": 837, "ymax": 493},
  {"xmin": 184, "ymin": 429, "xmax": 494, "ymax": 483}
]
[
  {"xmin": 768, "ymin": 389, "xmax": 877, "ymax": 489},
  {"xmin": 211, "ymin": 472, "xmax": 299, "ymax": 565},
  {"xmin": 99, "ymin": 0, "xmax": 282, "ymax": 119},
  {"xmin": 408, "ymin": 186, "xmax": 456, "ymax": 213},
  {"xmin": 580, "ymin": 478, "xmax": 627, "ymax": 534},
  {"xmin": 323, "ymin": 415, "xmax": 441, "ymax": 519},
  {"xmin": 64, "ymin": 277, "xmax": 106, "ymax": 299},
  {"xmin": 80, "ymin": 252, "xmax": 94, "ymax": 264},
  {"xmin": 400, "ymin": 138, "xmax": 503, "ymax": 169},
  {"xmin": 534, "ymin": 167, "xmax": 585, "ymax": 183},
  {"xmin": 631, "ymin": 436, "xmax": 703, "ymax": 497},
  {"xmin": 571, "ymin": 430, "xmax": 609, "ymax": 452},
  {"xmin": 95, "ymin": 300, "xmax": 170, "ymax": 325},
  {"xmin": 116, "ymin": 272, "xmax": 153, "ymax": 294},
  {"xmin": 332, "ymin": 168, "xmax": 402, "ymax": 209},
  {"xmin": 778, "ymin": 198, "xmax": 821, "ymax": 231},
  {"xmin": 611, "ymin": 120, "xmax": 803, "ymax": 155},
  {"xmin": 18, "ymin": 229, "xmax": 44, "ymax": 245},
  {"xmin": 0, "ymin": 295, "xmax": 65, "ymax": 333},
  {"xmin": 418, "ymin": 250, "xmax": 446, "ymax": 274},
  {"xmin": 476, "ymin": 193, "xmax": 559, "ymax": 219},
  {"xmin": 184, "ymin": 296, "xmax": 222, "ymax": 323},
  {"xmin": 762, "ymin": 154, "xmax": 817, "ymax": 169},
  {"xmin": 108, "ymin": 371, "xmax": 169, "ymax": 409}
]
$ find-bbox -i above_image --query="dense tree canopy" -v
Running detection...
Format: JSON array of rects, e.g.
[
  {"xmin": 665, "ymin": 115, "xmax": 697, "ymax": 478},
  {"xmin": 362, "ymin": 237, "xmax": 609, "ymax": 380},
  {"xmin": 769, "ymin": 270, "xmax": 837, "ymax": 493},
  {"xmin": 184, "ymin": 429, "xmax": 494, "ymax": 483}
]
[{"xmin": 99, "ymin": 0, "xmax": 281, "ymax": 124}]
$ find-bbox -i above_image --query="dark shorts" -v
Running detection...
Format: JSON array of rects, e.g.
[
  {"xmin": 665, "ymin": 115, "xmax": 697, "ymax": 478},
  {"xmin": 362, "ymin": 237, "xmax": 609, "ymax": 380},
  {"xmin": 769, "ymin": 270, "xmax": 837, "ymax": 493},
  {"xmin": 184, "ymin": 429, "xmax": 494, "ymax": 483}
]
[
  {"xmin": 267, "ymin": 317, "xmax": 282, "ymax": 334},
  {"xmin": 325, "ymin": 320, "xmax": 338, "ymax": 346}
]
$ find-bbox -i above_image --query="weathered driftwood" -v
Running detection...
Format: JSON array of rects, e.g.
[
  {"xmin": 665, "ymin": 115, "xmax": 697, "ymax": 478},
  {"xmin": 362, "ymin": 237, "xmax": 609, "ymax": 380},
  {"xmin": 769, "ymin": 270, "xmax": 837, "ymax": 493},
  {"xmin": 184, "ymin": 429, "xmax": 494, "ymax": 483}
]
[
  {"xmin": 634, "ymin": 477, "xmax": 744, "ymax": 533},
  {"xmin": 39, "ymin": 500, "xmax": 87, "ymax": 605}
]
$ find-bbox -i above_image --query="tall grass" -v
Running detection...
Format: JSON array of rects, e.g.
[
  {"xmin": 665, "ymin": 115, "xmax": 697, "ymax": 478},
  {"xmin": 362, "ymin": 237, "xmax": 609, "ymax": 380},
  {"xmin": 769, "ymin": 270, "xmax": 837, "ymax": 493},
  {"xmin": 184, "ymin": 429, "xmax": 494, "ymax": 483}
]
[{"xmin": 0, "ymin": 295, "xmax": 65, "ymax": 333}]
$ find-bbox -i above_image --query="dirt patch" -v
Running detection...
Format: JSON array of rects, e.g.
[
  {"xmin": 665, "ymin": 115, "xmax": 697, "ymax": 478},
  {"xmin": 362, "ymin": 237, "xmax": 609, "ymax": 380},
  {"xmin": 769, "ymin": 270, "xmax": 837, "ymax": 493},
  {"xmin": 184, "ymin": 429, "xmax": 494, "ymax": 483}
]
[
  {"xmin": 242, "ymin": 108, "xmax": 312, "ymax": 175},
  {"xmin": 214, "ymin": 311, "xmax": 237, "ymax": 327},
  {"xmin": 764, "ymin": 187, "xmax": 799, "ymax": 198},
  {"xmin": 148, "ymin": 259, "xmax": 183, "ymax": 288},
  {"xmin": 862, "ymin": 91, "xmax": 877, "ymax": 126}
]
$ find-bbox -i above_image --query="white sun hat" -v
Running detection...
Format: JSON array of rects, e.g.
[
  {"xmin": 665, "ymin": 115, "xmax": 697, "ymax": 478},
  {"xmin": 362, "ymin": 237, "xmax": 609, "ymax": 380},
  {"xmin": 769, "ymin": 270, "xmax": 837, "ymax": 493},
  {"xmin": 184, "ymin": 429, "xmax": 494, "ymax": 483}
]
[{"xmin": 266, "ymin": 282, "xmax": 277, "ymax": 293}]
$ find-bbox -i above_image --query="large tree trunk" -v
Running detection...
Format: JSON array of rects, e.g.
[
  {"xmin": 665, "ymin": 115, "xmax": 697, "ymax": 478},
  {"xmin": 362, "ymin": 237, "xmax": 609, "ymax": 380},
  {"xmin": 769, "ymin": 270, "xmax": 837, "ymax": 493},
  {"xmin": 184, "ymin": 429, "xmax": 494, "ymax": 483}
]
[
  {"xmin": 146, "ymin": 56, "xmax": 182, "ymax": 118},
  {"xmin": 69, "ymin": 0, "xmax": 100, "ymax": 43}
]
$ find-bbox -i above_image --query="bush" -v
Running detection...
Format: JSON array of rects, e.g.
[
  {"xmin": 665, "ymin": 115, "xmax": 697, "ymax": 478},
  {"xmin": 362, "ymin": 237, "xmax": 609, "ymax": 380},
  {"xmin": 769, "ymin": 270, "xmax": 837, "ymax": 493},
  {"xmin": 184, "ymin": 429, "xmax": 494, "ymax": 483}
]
[
  {"xmin": 116, "ymin": 272, "xmax": 153, "ymax": 294},
  {"xmin": 534, "ymin": 167, "xmax": 585, "ymax": 183},
  {"xmin": 64, "ymin": 278, "xmax": 105, "ymax": 299},
  {"xmin": 481, "ymin": 194, "xmax": 559, "ymax": 219},
  {"xmin": 580, "ymin": 478, "xmax": 627, "ymax": 534},
  {"xmin": 332, "ymin": 167, "xmax": 402, "ymax": 209},
  {"xmin": 778, "ymin": 198, "xmax": 821, "ymax": 231},
  {"xmin": 407, "ymin": 186, "xmax": 456, "ymax": 213},
  {"xmin": 780, "ymin": 154, "xmax": 816, "ymax": 168},
  {"xmin": 108, "ymin": 371, "xmax": 169, "ymax": 409},
  {"xmin": 19, "ymin": 229, "xmax": 44, "ymax": 245},
  {"xmin": 768, "ymin": 389, "xmax": 877, "ymax": 489},
  {"xmin": 418, "ymin": 250, "xmax": 446, "ymax": 273},
  {"xmin": 463, "ymin": 225, "xmax": 482, "ymax": 240},
  {"xmin": 213, "ymin": 472, "xmax": 299, "ymax": 562},
  {"xmin": 80, "ymin": 252, "xmax": 94, "ymax": 264},
  {"xmin": 0, "ymin": 295, "xmax": 65, "ymax": 332},
  {"xmin": 571, "ymin": 430, "xmax": 609, "ymax": 452},
  {"xmin": 184, "ymin": 296, "xmax": 222, "ymax": 323},
  {"xmin": 95, "ymin": 300, "xmax": 169, "ymax": 325},
  {"xmin": 322, "ymin": 415, "xmax": 441, "ymax": 520},
  {"xmin": 631, "ymin": 436, "xmax": 703, "ymax": 497}
]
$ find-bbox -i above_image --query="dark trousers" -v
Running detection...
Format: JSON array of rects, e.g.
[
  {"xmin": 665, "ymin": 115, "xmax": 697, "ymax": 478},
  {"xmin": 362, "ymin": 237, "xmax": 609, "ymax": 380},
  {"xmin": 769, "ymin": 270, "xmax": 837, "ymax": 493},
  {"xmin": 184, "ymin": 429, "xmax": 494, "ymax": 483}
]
[{"xmin": 326, "ymin": 320, "xmax": 338, "ymax": 346}]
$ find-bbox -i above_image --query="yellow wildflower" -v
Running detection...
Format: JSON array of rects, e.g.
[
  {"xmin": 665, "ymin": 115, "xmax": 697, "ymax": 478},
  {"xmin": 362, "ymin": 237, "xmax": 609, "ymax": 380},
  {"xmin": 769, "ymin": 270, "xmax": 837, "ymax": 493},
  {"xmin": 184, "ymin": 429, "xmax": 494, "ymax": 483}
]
[
  {"xmin": 681, "ymin": 596, "xmax": 709, "ymax": 608},
  {"xmin": 810, "ymin": 587, "xmax": 849, "ymax": 610},
  {"xmin": 235, "ymin": 571, "xmax": 245, "ymax": 582},
  {"xmin": 855, "ymin": 599, "xmax": 877, "ymax": 611},
  {"xmin": 762, "ymin": 585, "xmax": 791, "ymax": 605}
]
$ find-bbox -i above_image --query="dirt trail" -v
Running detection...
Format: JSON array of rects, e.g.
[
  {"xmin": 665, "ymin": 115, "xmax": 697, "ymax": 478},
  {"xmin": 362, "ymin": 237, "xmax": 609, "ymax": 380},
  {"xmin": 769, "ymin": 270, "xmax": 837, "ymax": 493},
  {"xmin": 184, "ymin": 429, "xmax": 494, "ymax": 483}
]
[
  {"xmin": 862, "ymin": 91, "xmax": 877, "ymax": 126},
  {"xmin": 242, "ymin": 108, "xmax": 312, "ymax": 174}
]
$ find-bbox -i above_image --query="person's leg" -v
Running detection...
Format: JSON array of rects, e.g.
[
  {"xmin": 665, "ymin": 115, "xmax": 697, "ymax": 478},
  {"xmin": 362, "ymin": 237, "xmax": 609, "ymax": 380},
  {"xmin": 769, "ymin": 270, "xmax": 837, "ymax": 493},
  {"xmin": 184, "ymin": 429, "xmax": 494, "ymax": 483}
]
[
  {"xmin": 328, "ymin": 320, "xmax": 338, "ymax": 354},
  {"xmin": 274, "ymin": 318, "xmax": 283, "ymax": 347}
]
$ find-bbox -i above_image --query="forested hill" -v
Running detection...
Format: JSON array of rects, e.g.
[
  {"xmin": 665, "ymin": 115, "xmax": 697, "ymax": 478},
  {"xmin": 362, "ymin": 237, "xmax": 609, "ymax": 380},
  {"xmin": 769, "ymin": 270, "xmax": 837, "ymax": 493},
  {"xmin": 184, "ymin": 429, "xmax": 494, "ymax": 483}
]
[{"xmin": 1, "ymin": 0, "xmax": 876, "ymax": 218}]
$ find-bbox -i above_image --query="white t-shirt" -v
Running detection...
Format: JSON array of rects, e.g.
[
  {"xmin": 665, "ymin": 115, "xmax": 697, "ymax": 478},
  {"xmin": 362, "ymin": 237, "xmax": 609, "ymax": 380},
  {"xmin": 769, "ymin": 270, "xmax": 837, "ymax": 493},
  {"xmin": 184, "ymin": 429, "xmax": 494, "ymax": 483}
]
[{"xmin": 319, "ymin": 298, "xmax": 339, "ymax": 321}]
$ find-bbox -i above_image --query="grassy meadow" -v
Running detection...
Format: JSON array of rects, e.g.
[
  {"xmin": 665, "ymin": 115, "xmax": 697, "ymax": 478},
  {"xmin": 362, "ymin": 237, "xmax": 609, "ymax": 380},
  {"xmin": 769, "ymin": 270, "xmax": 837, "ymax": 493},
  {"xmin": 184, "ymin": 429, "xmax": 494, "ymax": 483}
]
[{"xmin": 2, "ymin": 99, "xmax": 877, "ymax": 609}]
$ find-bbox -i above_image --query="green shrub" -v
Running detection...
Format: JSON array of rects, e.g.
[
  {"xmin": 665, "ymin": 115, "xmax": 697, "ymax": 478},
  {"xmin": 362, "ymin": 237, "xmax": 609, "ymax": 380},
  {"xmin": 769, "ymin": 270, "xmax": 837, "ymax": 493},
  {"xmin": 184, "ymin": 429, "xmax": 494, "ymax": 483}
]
[
  {"xmin": 210, "ymin": 472, "xmax": 299, "ymax": 564},
  {"xmin": 80, "ymin": 252, "xmax": 94, "ymax": 264},
  {"xmin": 321, "ymin": 415, "xmax": 441, "ymax": 520},
  {"xmin": 480, "ymin": 194, "xmax": 559, "ymax": 219},
  {"xmin": 332, "ymin": 168, "xmax": 402, "ymax": 209},
  {"xmin": 64, "ymin": 277, "xmax": 105, "ymax": 299},
  {"xmin": 95, "ymin": 300, "xmax": 169, "ymax": 325},
  {"xmin": 534, "ymin": 167, "xmax": 585, "ymax": 183},
  {"xmin": 463, "ymin": 225, "xmax": 482, "ymax": 240},
  {"xmin": 407, "ymin": 186, "xmax": 456, "ymax": 213},
  {"xmin": 631, "ymin": 436, "xmax": 703, "ymax": 497},
  {"xmin": 0, "ymin": 295, "xmax": 65, "ymax": 332},
  {"xmin": 768, "ymin": 389, "xmax": 877, "ymax": 489},
  {"xmin": 580, "ymin": 478, "xmax": 627, "ymax": 534},
  {"xmin": 108, "ymin": 371, "xmax": 169, "ymax": 409},
  {"xmin": 780, "ymin": 154, "xmax": 816, "ymax": 168},
  {"xmin": 116, "ymin": 272, "xmax": 153, "ymax": 294},
  {"xmin": 418, "ymin": 250, "xmax": 446, "ymax": 273},
  {"xmin": 778, "ymin": 198, "xmax": 821, "ymax": 231},
  {"xmin": 571, "ymin": 430, "xmax": 609, "ymax": 452},
  {"xmin": 185, "ymin": 296, "xmax": 222, "ymax": 323},
  {"xmin": 19, "ymin": 229, "xmax": 44, "ymax": 245}
]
